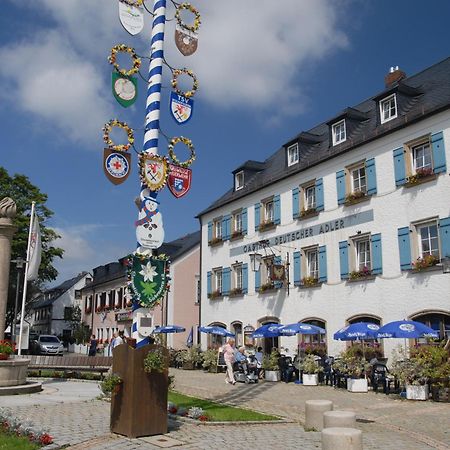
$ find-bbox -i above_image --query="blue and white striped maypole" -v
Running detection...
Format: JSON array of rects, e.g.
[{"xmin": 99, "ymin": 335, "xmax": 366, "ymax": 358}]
[{"xmin": 133, "ymin": 0, "xmax": 167, "ymax": 348}]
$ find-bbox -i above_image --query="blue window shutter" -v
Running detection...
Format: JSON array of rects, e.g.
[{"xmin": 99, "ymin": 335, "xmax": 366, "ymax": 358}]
[
  {"xmin": 242, "ymin": 264, "xmax": 248, "ymax": 294},
  {"xmin": 318, "ymin": 245, "xmax": 327, "ymax": 282},
  {"xmin": 292, "ymin": 188, "xmax": 299, "ymax": 219},
  {"xmin": 221, "ymin": 216, "xmax": 227, "ymax": 240},
  {"xmin": 431, "ymin": 131, "xmax": 446, "ymax": 174},
  {"xmin": 366, "ymin": 158, "xmax": 377, "ymax": 195},
  {"xmin": 226, "ymin": 215, "xmax": 231, "ymax": 240},
  {"xmin": 336, "ymin": 170, "xmax": 346, "ymax": 205},
  {"xmin": 254, "ymin": 203, "xmax": 260, "ymax": 231},
  {"xmin": 397, "ymin": 227, "xmax": 412, "ymax": 270},
  {"xmin": 274, "ymin": 194, "xmax": 281, "ymax": 225},
  {"xmin": 223, "ymin": 267, "xmax": 231, "ymax": 295},
  {"xmin": 274, "ymin": 256, "xmax": 282, "ymax": 288},
  {"xmin": 255, "ymin": 267, "xmax": 261, "ymax": 291},
  {"xmin": 393, "ymin": 147, "xmax": 406, "ymax": 186},
  {"xmin": 339, "ymin": 240, "xmax": 349, "ymax": 280},
  {"xmin": 315, "ymin": 178, "xmax": 324, "ymax": 211},
  {"xmin": 207, "ymin": 271, "xmax": 212, "ymax": 295},
  {"xmin": 293, "ymin": 251, "xmax": 301, "ymax": 286},
  {"xmin": 242, "ymin": 208, "xmax": 248, "ymax": 235},
  {"xmin": 439, "ymin": 217, "xmax": 450, "ymax": 259},
  {"xmin": 208, "ymin": 221, "xmax": 212, "ymax": 242},
  {"xmin": 371, "ymin": 233, "xmax": 383, "ymax": 275}
]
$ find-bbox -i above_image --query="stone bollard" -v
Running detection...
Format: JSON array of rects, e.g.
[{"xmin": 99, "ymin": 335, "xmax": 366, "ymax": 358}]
[
  {"xmin": 323, "ymin": 410, "xmax": 357, "ymax": 429},
  {"xmin": 305, "ymin": 399, "xmax": 333, "ymax": 431},
  {"xmin": 322, "ymin": 427, "xmax": 362, "ymax": 450}
]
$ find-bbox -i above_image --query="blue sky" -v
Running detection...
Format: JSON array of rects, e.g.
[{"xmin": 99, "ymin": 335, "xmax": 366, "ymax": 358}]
[{"xmin": 1, "ymin": 0, "xmax": 449, "ymax": 285}]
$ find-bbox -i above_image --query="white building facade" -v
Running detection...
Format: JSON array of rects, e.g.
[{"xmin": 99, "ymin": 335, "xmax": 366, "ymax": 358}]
[{"xmin": 199, "ymin": 61, "xmax": 450, "ymax": 359}]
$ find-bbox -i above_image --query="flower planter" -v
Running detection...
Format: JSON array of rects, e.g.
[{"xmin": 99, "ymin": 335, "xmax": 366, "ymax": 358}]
[
  {"xmin": 406, "ymin": 384, "xmax": 429, "ymax": 401},
  {"xmin": 303, "ymin": 374, "xmax": 319, "ymax": 386},
  {"xmin": 265, "ymin": 370, "xmax": 281, "ymax": 382},
  {"xmin": 0, "ymin": 358, "xmax": 30, "ymax": 387},
  {"xmin": 183, "ymin": 362, "xmax": 194, "ymax": 370},
  {"xmin": 347, "ymin": 378, "xmax": 368, "ymax": 393},
  {"xmin": 0, "ymin": 353, "xmax": 10, "ymax": 361}
]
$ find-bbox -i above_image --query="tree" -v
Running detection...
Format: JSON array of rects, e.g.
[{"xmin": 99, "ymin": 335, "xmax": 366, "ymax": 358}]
[
  {"xmin": 0, "ymin": 167, "xmax": 64, "ymax": 331},
  {"xmin": 66, "ymin": 305, "xmax": 90, "ymax": 344}
]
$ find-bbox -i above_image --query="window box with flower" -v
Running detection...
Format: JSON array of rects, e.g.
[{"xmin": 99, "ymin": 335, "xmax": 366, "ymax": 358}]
[
  {"xmin": 259, "ymin": 221, "xmax": 276, "ymax": 232},
  {"xmin": 208, "ymin": 237, "xmax": 223, "ymax": 246},
  {"xmin": 405, "ymin": 167, "xmax": 436, "ymax": 187},
  {"xmin": 229, "ymin": 287, "xmax": 243, "ymax": 297},
  {"xmin": 230, "ymin": 230, "xmax": 243, "ymax": 241},
  {"xmin": 207, "ymin": 290, "xmax": 222, "ymax": 300},
  {"xmin": 300, "ymin": 208, "xmax": 318, "ymax": 219},
  {"xmin": 259, "ymin": 281, "xmax": 276, "ymax": 293},
  {"xmin": 412, "ymin": 254, "xmax": 440, "ymax": 271},
  {"xmin": 348, "ymin": 266, "xmax": 374, "ymax": 281},
  {"xmin": 344, "ymin": 190, "xmax": 369, "ymax": 206},
  {"xmin": 300, "ymin": 276, "xmax": 320, "ymax": 288}
]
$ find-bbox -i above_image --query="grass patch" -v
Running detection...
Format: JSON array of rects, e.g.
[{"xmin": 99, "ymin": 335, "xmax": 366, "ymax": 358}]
[
  {"xmin": 27, "ymin": 370, "xmax": 101, "ymax": 380},
  {"xmin": 168, "ymin": 391, "xmax": 280, "ymax": 422},
  {"xmin": 0, "ymin": 431, "xmax": 40, "ymax": 449}
]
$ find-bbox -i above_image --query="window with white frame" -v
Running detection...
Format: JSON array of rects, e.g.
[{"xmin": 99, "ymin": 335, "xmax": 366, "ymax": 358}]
[
  {"xmin": 351, "ymin": 164, "xmax": 366, "ymax": 194},
  {"xmin": 380, "ymin": 94, "xmax": 397, "ymax": 123},
  {"xmin": 287, "ymin": 143, "xmax": 299, "ymax": 166},
  {"xmin": 261, "ymin": 257, "xmax": 274, "ymax": 287},
  {"xmin": 213, "ymin": 218, "xmax": 222, "ymax": 240},
  {"xmin": 332, "ymin": 119, "xmax": 346, "ymax": 145},
  {"xmin": 213, "ymin": 268, "xmax": 223, "ymax": 295},
  {"xmin": 304, "ymin": 184, "xmax": 316, "ymax": 210},
  {"xmin": 416, "ymin": 222, "xmax": 440, "ymax": 259},
  {"xmin": 412, "ymin": 142, "xmax": 432, "ymax": 173},
  {"xmin": 305, "ymin": 247, "xmax": 319, "ymax": 279},
  {"xmin": 263, "ymin": 199, "xmax": 274, "ymax": 224},
  {"xmin": 233, "ymin": 210, "xmax": 242, "ymax": 235},
  {"xmin": 355, "ymin": 237, "xmax": 371, "ymax": 271},
  {"xmin": 232, "ymin": 264, "xmax": 243, "ymax": 292},
  {"xmin": 235, "ymin": 171, "xmax": 244, "ymax": 191}
]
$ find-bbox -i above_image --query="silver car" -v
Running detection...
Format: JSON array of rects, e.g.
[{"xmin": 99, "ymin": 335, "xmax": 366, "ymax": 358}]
[{"xmin": 34, "ymin": 335, "xmax": 64, "ymax": 356}]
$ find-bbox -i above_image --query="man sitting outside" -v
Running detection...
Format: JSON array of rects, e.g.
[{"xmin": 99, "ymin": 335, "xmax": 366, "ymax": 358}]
[{"xmin": 235, "ymin": 346, "xmax": 248, "ymax": 374}]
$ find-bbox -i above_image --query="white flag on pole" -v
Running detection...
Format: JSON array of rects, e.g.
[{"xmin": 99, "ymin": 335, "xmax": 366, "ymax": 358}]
[{"xmin": 27, "ymin": 212, "xmax": 42, "ymax": 281}]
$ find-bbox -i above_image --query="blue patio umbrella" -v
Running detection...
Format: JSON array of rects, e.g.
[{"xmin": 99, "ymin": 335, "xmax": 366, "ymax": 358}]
[
  {"xmin": 280, "ymin": 323, "xmax": 326, "ymax": 336},
  {"xmin": 198, "ymin": 326, "xmax": 235, "ymax": 337},
  {"xmin": 153, "ymin": 325, "xmax": 186, "ymax": 334},
  {"xmin": 251, "ymin": 323, "xmax": 284, "ymax": 338},
  {"xmin": 186, "ymin": 326, "xmax": 194, "ymax": 348},
  {"xmin": 376, "ymin": 320, "xmax": 439, "ymax": 339},
  {"xmin": 334, "ymin": 322, "xmax": 380, "ymax": 341}
]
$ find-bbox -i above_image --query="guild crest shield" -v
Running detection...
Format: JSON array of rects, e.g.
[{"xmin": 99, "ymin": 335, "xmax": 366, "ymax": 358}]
[
  {"xmin": 119, "ymin": 1, "xmax": 144, "ymax": 36},
  {"xmin": 167, "ymin": 163, "xmax": 192, "ymax": 198},
  {"xmin": 139, "ymin": 154, "xmax": 169, "ymax": 192},
  {"xmin": 103, "ymin": 148, "xmax": 131, "ymax": 185},
  {"xmin": 169, "ymin": 91, "xmax": 194, "ymax": 124},
  {"xmin": 175, "ymin": 25, "xmax": 198, "ymax": 56}
]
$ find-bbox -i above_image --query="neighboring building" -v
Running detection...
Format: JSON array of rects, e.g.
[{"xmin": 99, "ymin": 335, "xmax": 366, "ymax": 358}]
[
  {"xmin": 198, "ymin": 59, "xmax": 450, "ymax": 358},
  {"xmin": 81, "ymin": 231, "xmax": 200, "ymax": 349},
  {"xmin": 29, "ymin": 272, "xmax": 92, "ymax": 342}
]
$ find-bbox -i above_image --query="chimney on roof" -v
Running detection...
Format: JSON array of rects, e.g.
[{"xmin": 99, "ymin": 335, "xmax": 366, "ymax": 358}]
[{"xmin": 384, "ymin": 65, "xmax": 406, "ymax": 87}]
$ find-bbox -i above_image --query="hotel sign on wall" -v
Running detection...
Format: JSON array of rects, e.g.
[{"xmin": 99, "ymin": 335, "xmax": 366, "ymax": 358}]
[
  {"xmin": 230, "ymin": 210, "xmax": 374, "ymax": 257},
  {"xmin": 116, "ymin": 311, "xmax": 133, "ymax": 322}
]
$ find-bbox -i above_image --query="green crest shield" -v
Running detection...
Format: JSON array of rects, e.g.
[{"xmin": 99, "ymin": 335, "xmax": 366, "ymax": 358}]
[
  {"xmin": 112, "ymin": 72, "xmax": 138, "ymax": 108},
  {"xmin": 128, "ymin": 255, "xmax": 169, "ymax": 308}
]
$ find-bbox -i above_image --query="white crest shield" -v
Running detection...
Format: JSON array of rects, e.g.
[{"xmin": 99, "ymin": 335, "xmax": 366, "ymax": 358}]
[{"xmin": 119, "ymin": 1, "xmax": 144, "ymax": 36}]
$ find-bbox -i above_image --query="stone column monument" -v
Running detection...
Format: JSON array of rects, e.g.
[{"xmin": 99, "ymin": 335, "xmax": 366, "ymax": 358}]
[{"xmin": 0, "ymin": 198, "xmax": 17, "ymax": 340}]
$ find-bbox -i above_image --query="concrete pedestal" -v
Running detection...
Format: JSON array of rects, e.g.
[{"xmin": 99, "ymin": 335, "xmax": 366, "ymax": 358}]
[
  {"xmin": 0, "ymin": 358, "xmax": 30, "ymax": 387},
  {"xmin": 321, "ymin": 427, "xmax": 363, "ymax": 450},
  {"xmin": 305, "ymin": 399, "xmax": 333, "ymax": 431},
  {"xmin": 323, "ymin": 411, "xmax": 357, "ymax": 429}
]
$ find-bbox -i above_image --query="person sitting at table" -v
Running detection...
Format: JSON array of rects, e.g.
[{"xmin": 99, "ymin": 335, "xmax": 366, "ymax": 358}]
[{"xmin": 278, "ymin": 354, "xmax": 295, "ymax": 383}]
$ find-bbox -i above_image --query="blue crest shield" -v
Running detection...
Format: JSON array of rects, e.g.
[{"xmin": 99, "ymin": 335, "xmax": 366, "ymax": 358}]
[{"xmin": 169, "ymin": 91, "xmax": 194, "ymax": 125}]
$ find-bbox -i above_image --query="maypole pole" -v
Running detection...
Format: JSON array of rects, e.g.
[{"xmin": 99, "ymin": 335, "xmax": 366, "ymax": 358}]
[{"xmin": 132, "ymin": 0, "xmax": 167, "ymax": 348}]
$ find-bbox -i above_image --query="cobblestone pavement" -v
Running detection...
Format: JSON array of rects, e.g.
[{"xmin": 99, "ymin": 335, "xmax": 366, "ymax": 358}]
[{"xmin": 1, "ymin": 373, "xmax": 449, "ymax": 449}]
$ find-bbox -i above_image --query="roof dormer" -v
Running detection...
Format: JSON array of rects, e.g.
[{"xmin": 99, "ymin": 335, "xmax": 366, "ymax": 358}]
[
  {"xmin": 327, "ymin": 107, "xmax": 369, "ymax": 147},
  {"xmin": 232, "ymin": 160, "xmax": 265, "ymax": 192}
]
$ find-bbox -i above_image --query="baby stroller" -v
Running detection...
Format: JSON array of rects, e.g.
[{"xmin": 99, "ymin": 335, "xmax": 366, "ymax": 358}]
[{"xmin": 234, "ymin": 355, "xmax": 259, "ymax": 384}]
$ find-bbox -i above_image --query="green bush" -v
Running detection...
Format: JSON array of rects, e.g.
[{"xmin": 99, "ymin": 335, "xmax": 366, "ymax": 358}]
[
  {"xmin": 100, "ymin": 373, "xmax": 122, "ymax": 395},
  {"xmin": 202, "ymin": 349, "xmax": 218, "ymax": 371},
  {"xmin": 143, "ymin": 347, "xmax": 168, "ymax": 374},
  {"xmin": 262, "ymin": 350, "xmax": 279, "ymax": 370}
]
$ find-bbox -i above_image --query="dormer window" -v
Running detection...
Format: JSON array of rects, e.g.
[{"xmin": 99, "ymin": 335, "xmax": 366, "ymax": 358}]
[
  {"xmin": 235, "ymin": 171, "xmax": 244, "ymax": 191},
  {"xmin": 380, "ymin": 94, "xmax": 397, "ymax": 123},
  {"xmin": 332, "ymin": 119, "xmax": 346, "ymax": 145},
  {"xmin": 287, "ymin": 143, "xmax": 299, "ymax": 166}
]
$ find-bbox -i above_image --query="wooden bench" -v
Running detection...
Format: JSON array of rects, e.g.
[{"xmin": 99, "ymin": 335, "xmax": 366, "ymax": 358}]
[{"xmin": 27, "ymin": 355, "xmax": 113, "ymax": 379}]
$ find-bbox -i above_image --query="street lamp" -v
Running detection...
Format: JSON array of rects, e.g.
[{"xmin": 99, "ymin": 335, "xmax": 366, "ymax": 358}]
[
  {"xmin": 249, "ymin": 252, "xmax": 262, "ymax": 272},
  {"xmin": 11, "ymin": 258, "xmax": 25, "ymax": 345},
  {"xmin": 441, "ymin": 256, "xmax": 450, "ymax": 274}
]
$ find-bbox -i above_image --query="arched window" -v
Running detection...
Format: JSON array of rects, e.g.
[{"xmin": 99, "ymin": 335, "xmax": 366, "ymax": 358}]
[
  {"xmin": 231, "ymin": 322, "xmax": 243, "ymax": 347},
  {"xmin": 410, "ymin": 311, "xmax": 450, "ymax": 342},
  {"xmin": 298, "ymin": 318, "xmax": 327, "ymax": 356},
  {"xmin": 207, "ymin": 322, "xmax": 227, "ymax": 349},
  {"xmin": 346, "ymin": 314, "xmax": 383, "ymax": 355}
]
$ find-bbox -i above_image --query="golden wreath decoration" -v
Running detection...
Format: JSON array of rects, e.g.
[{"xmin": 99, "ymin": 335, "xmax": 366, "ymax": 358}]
[
  {"xmin": 119, "ymin": 0, "xmax": 144, "ymax": 6},
  {"xmin": 103, "ymin": 119, "xmax": 134, "ymax": 152},
  {"xmin": 168, "ymin": 137, "xmax": 196, "ymax": 168},
  {"xmin": 108, "ymin": 44, "xmax": 141, "ymax": 77},
  {"xmin": 175, "ymin": 3, "xmax": 201, "ymax": 33},
  {"xmin": 171, "ymin": 68, "xmax": 198, "ymax": 99}
]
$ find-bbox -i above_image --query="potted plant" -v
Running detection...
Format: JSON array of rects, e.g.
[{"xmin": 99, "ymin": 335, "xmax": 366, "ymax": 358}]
[
  {"xmin": 181, "ymin": 345, "xmax": 203, "ymax": 370},
  {"xmin": 262, "ymin": 350, "xmax": 280, "ymax": 381},
  {"xmin": 338, "ymin": 348, "xmax": 370, "ymax": 392},
  {"xmin": 201, "ymin": 349, "xmax": 218, "ymax": 373},
  {"xmin": 0, "ymin": 340, "xmax": 14, "ymax": 360},
  {"xmin": 144, "ymin": 347, "xmax": 168, "ymax": 374},
  {"xmin": 299, "ymin": 354, "xmax": 323, "ymax": 385},
  {"xmin": 100, "ymin": 373, "xmax": 123, "ymax": 396}
]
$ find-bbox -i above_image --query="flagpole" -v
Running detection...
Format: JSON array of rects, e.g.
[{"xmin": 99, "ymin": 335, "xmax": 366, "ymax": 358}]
[{"xmin": 17, "ymin": 201, "xmax": 35, "ymax": 356}]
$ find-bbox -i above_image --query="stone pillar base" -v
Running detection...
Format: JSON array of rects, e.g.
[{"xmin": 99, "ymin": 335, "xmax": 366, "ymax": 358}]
[{"xmin": 0, "ymin": 359, "xmax": 30, "ymax": 387}]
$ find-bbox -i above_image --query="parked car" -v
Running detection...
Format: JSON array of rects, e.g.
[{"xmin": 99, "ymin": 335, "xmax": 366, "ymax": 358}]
[{"xmin": 30, "ymin": 335, "xmax": 64, "ymax": 356}]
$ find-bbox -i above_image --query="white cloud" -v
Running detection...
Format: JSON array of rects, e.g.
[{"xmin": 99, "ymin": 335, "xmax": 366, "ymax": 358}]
[{"xmin": 0, "ymin": 0, "xmax": 351, "ymax": 145}]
